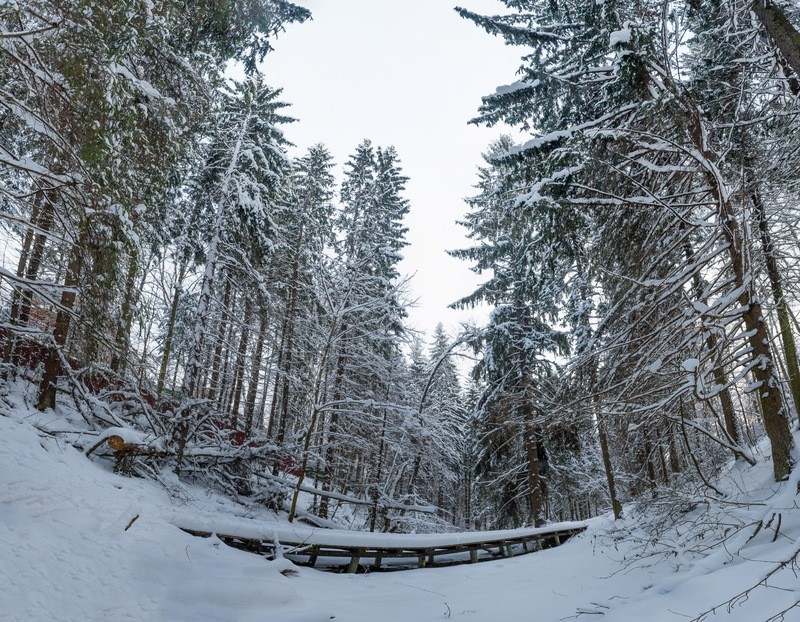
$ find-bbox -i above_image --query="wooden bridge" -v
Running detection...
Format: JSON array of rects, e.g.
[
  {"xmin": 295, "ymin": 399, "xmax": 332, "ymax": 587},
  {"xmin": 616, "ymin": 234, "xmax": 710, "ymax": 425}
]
[{"xmin": 176, "ymin": 518, "xmax": 588, "ymax": 573}]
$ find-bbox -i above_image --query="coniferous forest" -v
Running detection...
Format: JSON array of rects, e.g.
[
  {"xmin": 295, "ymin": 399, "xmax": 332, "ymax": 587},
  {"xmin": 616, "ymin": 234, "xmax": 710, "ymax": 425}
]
[{"xmin": 3, "ymin": 0, "xmax": 800, "ymax": 551}]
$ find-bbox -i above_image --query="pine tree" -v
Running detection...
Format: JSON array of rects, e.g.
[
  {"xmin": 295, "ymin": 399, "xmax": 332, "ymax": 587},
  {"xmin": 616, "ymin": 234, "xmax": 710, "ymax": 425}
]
[
  {"xmin": 452, "ymin": 137, "xmax": 570, "ymax": 526},
  {"xmin": 181, "ymin": 77, "xmax": 292, "ymax": 399},
  {"xmin": 456, "ymin": 0, "xmax": 796, "ymax": 486},
  {"xmin": 289, "ymin": 140, "xmax": 413, "ymax": 525}
]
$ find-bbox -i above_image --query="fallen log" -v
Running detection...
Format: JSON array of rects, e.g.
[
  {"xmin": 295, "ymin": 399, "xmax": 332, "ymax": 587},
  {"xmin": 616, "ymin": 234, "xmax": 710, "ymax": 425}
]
[{"xmin": 85, "ymin": 433, "xmax": 168, "ymax": 473}]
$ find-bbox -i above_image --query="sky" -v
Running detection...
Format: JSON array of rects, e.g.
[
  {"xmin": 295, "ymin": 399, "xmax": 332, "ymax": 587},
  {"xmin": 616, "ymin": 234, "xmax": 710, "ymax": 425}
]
[{"xmin": 262, "ymin": 0, "xmax": 523, "ymax": 343}]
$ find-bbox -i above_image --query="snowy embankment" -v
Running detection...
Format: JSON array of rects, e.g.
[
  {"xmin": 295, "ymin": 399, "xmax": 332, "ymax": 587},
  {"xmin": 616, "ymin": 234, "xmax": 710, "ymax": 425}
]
[{"xmin": 2, "ymin": 393, "xmax": 800, "ymax": 621}]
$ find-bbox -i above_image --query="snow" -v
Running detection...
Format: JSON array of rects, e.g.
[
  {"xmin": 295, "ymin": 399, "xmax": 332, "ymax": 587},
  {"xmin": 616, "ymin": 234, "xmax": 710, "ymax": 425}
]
[
  {"xmin": 3, "ymin": 386, "xmax": 800, "ymax": 621},
  {"xmin": 95, "ymin": 425, "xmax": 159, "ymax": 447},
  {"xmin": 610, "ymin": 27, "xmax": 632, "ymax": 47},
  {"xmin": 109, "ymin": 63, "xmax": 176, "ymax": 106},
  {"xmin": 682, "ymin": 357, "xmax": 700, "ymax": 372},
  {"xmin": 170, "ymin": 511, "xmax": 586, "ymax": 549},
  {"xmin": 492, "ymin": 79, "xmax": 539, "ymax": 96},
  {"xmin": 507, "ymin": 103, "xmax": 638, "ymax": 158},
  {"xmin": 647, "ymin": 357, "xmax": 663, "ymax": 373}
]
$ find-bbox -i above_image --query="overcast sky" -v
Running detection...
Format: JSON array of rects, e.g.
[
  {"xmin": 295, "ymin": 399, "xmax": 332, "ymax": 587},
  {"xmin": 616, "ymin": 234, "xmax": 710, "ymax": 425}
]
[{"xmin": 263, "ymin": 0, "xmax": 523, "ymax": 342}]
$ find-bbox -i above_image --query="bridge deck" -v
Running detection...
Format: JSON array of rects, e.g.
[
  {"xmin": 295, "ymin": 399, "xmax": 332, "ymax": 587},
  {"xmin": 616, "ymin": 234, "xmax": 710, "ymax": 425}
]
[{"xmin": 177, "ymin": 520, "xmax": 588, "ymax": 573}]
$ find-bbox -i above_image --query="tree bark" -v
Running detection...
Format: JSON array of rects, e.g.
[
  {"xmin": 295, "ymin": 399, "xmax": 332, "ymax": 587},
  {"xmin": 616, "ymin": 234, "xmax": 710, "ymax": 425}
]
[
  {"xmin": 110, "ymin": 249, "xmax": 139, "ymax": 374},
  {"xmin": 752, "ymin": 190, "xmax": 800, "ymax": 426},
  {"xmin": 752, "ymin": 0, "xmax": 800, "ymax": 82},
  {"xmin": 267, "ymin": 317, "xmax": 288, "ymax": 441},
  {"xmin": 683, "ymin": 238, "xmax": 741, "ymax": 449},
  {"xmin": 522, "ymin": 399, "xmax": 545, "ymax": 526},
  {"xmin": 10, "ymin": 201, "xmax": 55, "ymax": 372},
  {"xmin": 229, "ymin": 296, "xmax": 252, "ymax": 428},
  {"xmin": 243, "ymin": 311, "xmax": 268, "ymax": 437},
  {"xmin": 597, "ymin": 411, "xmax": 623, "ymax": 519},
  {"xmin": 3, "ymin": 196, "xmax": 42, "ymax": 365},
  {"xmin": 318, "ymin": 351, "xmax": 346, "ymax": 519},
  {"xmin": 687, "ymin": 102, "xmax": 794, "ymax": 481},
  {"xmin": 205, "ymin": 277, "xmax": 232, "ymax": 402},
  {"xmin": 574, "ymin": 244, "xmax": 623, "ymax": 519},
  {"xmin": 157, "ymin": 260, "xmax": 187, "ymax": 398},
  {"xmin": 37, "ymin": 227, "xmax": 86, "ymax": 411}
]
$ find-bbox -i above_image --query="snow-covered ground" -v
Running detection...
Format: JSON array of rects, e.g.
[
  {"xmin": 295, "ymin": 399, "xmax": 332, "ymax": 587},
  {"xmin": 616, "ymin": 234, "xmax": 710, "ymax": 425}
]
[{"xmin": 2, "ymin": 390, "xmax": 800, "ymax": 621}]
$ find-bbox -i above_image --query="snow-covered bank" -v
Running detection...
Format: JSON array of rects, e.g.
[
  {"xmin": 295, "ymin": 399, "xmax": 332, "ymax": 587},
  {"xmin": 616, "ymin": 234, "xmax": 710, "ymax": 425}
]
[{"xmin": 2, "ymin": 396, "xmax": 800, "ymax": 621}]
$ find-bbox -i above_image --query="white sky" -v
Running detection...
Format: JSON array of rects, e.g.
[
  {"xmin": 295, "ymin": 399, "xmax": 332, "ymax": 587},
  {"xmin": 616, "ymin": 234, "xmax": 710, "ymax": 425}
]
[{"xmin": 263, "ymin": 0, "xmax": 522, "ymax": 341}]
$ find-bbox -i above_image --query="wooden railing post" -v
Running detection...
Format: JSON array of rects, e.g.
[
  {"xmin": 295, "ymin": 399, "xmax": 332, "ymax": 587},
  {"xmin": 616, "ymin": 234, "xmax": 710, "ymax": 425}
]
[
  {"xmin": 308, "ymin": 546, "xmax": 319, "ymax": 568},
  {"xmin": 347, "ymin": 549, "xmax": 364, "ymax": 574}
]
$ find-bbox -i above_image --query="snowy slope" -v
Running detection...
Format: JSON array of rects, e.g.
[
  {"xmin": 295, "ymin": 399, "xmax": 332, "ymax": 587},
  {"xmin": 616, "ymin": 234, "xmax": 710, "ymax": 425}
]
[{"xmin": 2, "ymin": 395, "xmax": 800, "ymax": 621}]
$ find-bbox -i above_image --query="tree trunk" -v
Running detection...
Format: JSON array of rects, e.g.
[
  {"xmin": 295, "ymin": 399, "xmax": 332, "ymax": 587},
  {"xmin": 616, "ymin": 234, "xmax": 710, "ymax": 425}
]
[
  {"xmin": 683, "ymin": 238, "xmax": 741, "ymax": 449},
  {"xmin": 275, "ymin": 306, "xmax": 303, "ymax": 447},
  {"xmin": 752, "ymin": 0, "xmax": 800, "ymax": 81},
  {"xmin": 267, "ymin": 318, "xmax": 288, "ymax": 441},
  {"xmin": 716, "ymin": 201, "xmax": 793, "ymax": 480},
  {"xmin": 16, "ymin": 201, "xmax": 54, "ymax": 331},
  {"xmin": 3, "ymin": 196, "xmax": 43, "ymax": 365},
  {"xmin": 667, "ymin": 423, "xmax": 683, "ymax": 474},
  {"xmin": 370, "ymin": 410, "xmax": 388, "ymax": 533},
  {"xmin": 206, "ymin": 277, "xmax": 232, "ymax": 402},
  {"xmin": 522, "ymin": 400, "xmax": 545, "ymax": 527},
  {"xmin": 157, "ymin": 260, "xmax": 187, "ymax": 398},
  {"xmin": 110, "ymin": 249, "xmax": 139, "ymax": 374},
  {"xmin": 10, "ymin": 201, "xmax": 55, "ymax": 370},
  {"xmin": 277, "ymin": 317, "xmax": 296, "ymax": 445},
  {"xmin": 288, "ymin": 317, "xmax": 343, "ymax": 524},
  {"xmin": 318, "ymin": 351, "xmax": 346, "ymax": 519},
  {"xmin": 643, "ymin": 439, "xmax": 658, "ymax": 496},
  {"xmin": 230, "ymin": 296, "xmax": 252, "ymax": 428},
  {"xmin": 36, "ymin": 227, "xmax": 86, "ymax": 411},
  {"xmin": 573, "ymin": 244, "xmax": 623, "ymax": 520},
  {"xmin": 597, "ymin": 411, "xmax": 623, "ymax": 519},
  {"xmin": 752, "ymin": 190, "xmax": 800, "ymax": 426},
  {"xmin": 687, "ymin": 103, "xmax": 794, "ymax": 481},
  {"xmin": 243, "ymin": 311, "xmax": 268, "ymax": 437},
  {"xmin": 370, "ymin": 375, "xmax": 393, "ymax": 532}
]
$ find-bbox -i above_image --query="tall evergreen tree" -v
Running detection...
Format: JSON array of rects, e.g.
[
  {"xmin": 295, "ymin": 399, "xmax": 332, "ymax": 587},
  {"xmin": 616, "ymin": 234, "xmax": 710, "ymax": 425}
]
[{"xmin": 456, "ymin": 0, "xmax": 796, "ymax": 487}]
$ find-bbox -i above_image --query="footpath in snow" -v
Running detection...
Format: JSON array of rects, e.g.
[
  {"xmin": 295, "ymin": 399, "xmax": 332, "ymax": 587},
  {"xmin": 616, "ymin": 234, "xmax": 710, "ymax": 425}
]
[{"xmin": 2, "ymin": 393, "xmax": 800, "ymax": 621}]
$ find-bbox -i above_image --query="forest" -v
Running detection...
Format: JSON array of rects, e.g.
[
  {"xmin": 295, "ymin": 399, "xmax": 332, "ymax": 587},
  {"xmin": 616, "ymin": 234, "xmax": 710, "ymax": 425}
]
[{"xmin": 2, "ymin": 0, "xmax": 800, "ymax": 550}]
